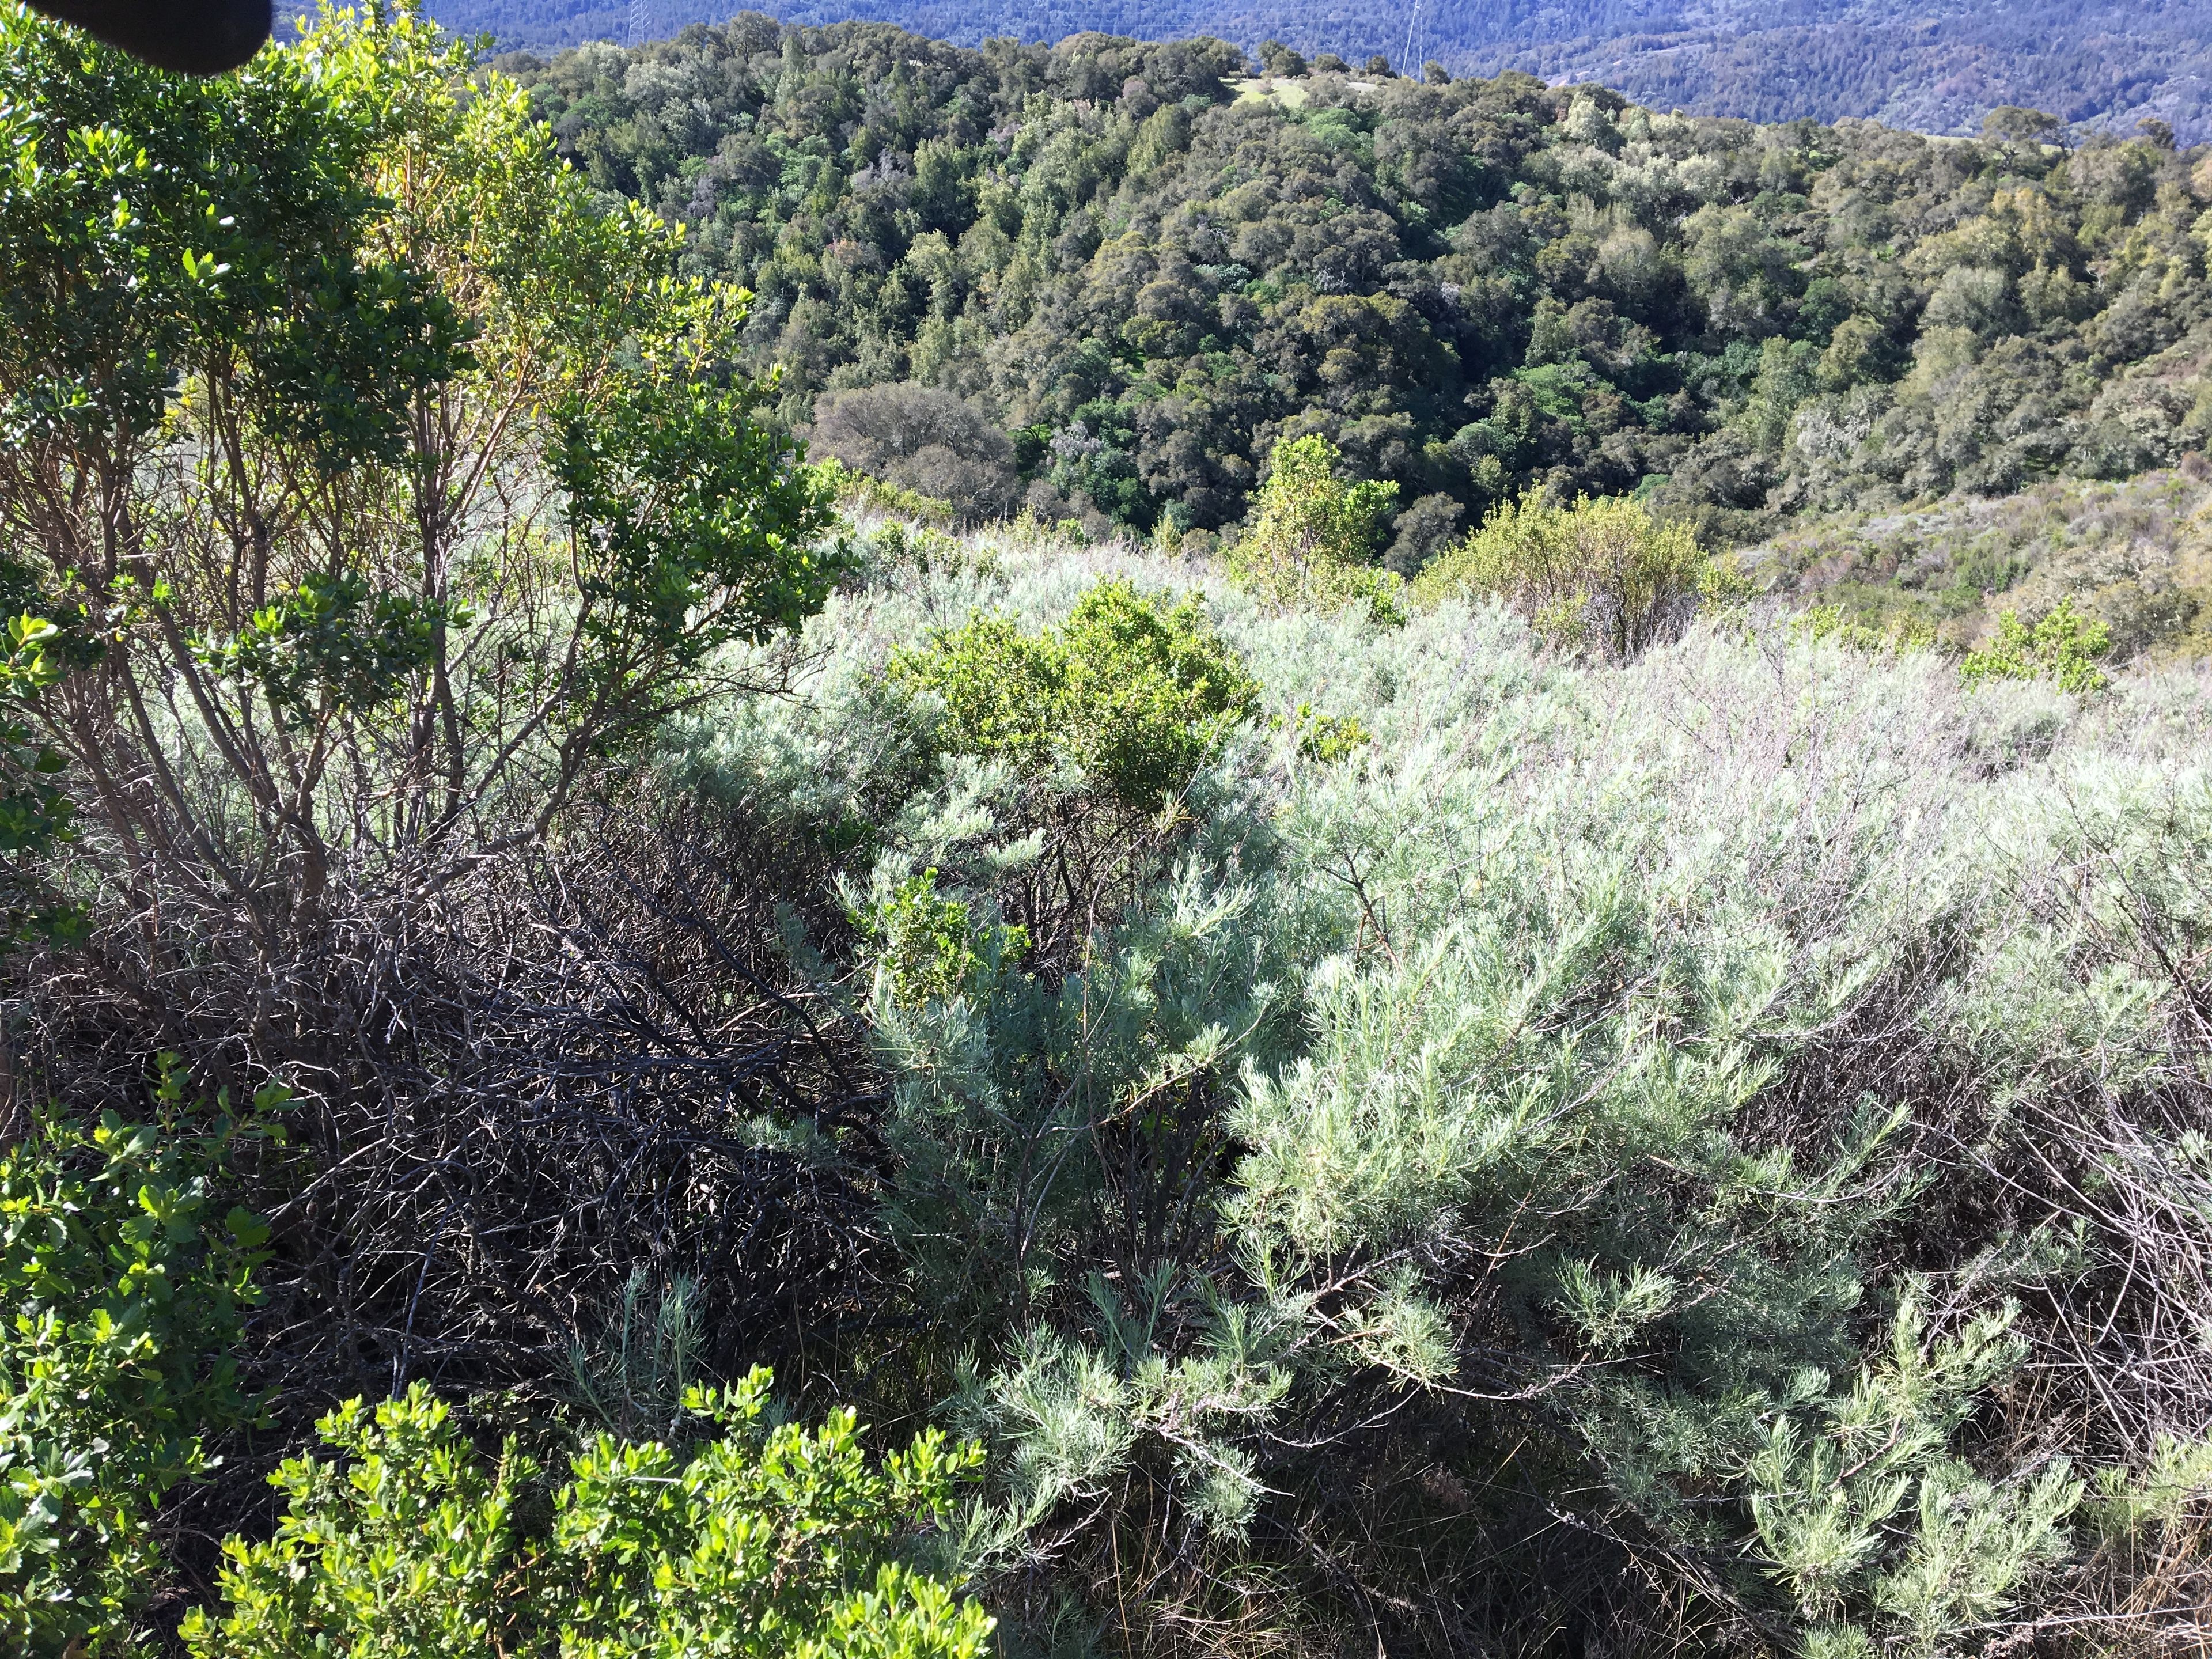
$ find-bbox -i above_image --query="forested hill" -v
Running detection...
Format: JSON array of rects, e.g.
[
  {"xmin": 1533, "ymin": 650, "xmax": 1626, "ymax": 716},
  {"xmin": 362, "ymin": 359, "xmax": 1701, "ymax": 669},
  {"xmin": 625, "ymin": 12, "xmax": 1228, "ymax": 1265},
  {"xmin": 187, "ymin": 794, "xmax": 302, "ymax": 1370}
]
[
  {"xmin": 435, "ymin": 0, "xmax": 2212, "ymax": 142},
  {"xmin": 503, "ymin": 17, "xmax": 2212, "ymax": 645}
]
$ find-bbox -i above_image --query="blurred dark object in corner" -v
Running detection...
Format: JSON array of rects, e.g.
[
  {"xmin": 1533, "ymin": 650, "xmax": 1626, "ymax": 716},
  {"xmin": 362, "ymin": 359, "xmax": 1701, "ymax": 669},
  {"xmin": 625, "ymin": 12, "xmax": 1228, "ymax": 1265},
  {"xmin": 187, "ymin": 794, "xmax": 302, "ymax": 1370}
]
[{"xmin": 28, "ymin": 0, "xmax": 270, "ymax": 73}]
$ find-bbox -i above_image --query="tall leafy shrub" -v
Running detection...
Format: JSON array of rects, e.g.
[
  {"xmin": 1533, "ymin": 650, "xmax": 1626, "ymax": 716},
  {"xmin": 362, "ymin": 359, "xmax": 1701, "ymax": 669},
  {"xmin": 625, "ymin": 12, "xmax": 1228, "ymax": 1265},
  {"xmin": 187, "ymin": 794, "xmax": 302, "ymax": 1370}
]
[
  {"xmin": 0, "ymin": 3, "xmax": 846, "ymax": 1398},
  {"xmin": 0, "ymin": 1, "xmax": 836, "ymax": 932},
  {"xmin": 1229, "ymin": 436, "xmax": 1402, "ymax": 621},
  {"xmin": 1419, "ymin": 487, "xmax": 1734, "ymax": 659}
]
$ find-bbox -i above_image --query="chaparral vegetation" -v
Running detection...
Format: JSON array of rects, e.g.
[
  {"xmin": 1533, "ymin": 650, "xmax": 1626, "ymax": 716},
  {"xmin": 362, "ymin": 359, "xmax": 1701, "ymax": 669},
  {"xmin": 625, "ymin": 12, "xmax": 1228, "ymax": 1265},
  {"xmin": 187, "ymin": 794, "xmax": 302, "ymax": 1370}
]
[{"xmin": 3, "ymin": 6, "xmax": 2212, "ymax": 1657}]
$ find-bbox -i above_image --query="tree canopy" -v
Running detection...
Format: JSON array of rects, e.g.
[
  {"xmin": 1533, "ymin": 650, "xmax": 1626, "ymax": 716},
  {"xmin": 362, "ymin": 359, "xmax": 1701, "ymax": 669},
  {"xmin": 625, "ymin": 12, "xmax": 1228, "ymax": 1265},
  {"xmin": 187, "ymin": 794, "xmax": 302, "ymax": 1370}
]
[{"xmin": 506, "ymin": 18, "xmax": 2212, "ymax": 560}]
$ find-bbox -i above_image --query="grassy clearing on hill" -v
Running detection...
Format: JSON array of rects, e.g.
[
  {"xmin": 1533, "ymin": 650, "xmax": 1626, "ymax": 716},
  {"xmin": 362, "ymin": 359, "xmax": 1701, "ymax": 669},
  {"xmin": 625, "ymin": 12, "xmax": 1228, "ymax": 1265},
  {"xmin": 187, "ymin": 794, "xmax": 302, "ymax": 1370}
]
[{"xmin": 1750, "ymin": 464, "xmax": 2212, "ymax": 661}]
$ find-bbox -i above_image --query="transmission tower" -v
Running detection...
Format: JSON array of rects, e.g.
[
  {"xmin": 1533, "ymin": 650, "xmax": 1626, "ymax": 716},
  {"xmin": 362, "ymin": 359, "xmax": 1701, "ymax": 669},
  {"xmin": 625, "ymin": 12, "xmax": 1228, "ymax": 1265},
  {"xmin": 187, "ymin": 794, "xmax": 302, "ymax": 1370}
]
[
  {"xmin": 630, "ymin": 0, "xmax": 646, "ymax": 47},
  {"xmin": 1402, "ymin": 0, "xmax": 1424, "ymax": 75}
]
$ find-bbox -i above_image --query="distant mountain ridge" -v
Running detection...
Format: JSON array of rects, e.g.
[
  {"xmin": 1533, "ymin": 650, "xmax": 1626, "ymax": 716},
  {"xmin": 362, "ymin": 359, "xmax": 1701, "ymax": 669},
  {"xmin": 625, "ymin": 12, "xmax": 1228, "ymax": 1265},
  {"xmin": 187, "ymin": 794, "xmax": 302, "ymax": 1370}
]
[{"xmin": 426, "ymin": 0, "xmax": 2212, "ymax": 140}]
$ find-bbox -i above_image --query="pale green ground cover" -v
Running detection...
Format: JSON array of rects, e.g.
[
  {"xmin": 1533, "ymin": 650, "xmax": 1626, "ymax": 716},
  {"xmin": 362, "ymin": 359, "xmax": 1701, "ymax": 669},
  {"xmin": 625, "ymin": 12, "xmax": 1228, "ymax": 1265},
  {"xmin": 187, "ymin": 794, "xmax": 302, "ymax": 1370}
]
[{"xmin": 671, "ymin": 513, "xmax": 2212, "ymax": 1652}]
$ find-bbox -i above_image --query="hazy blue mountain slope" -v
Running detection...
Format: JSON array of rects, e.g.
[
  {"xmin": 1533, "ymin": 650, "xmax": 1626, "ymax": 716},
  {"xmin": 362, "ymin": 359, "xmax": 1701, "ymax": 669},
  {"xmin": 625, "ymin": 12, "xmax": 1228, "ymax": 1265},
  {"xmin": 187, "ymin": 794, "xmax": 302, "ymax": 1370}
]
[{"xmin": 427, "ymin": 0, "xmax": 2212, "ymax": 139}]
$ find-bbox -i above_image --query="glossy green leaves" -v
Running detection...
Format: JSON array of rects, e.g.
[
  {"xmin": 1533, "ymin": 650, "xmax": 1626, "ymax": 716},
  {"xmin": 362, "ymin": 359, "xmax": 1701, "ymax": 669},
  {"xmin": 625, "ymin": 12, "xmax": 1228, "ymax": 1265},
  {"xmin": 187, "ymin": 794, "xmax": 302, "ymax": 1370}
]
[
  {"xmin": 0, "ymin": 1074, "xmax": 276, "ymax": 1655},
  {"xmin": 183, "ymin": 1369, "xmax": 993, "ymax": 1659}
]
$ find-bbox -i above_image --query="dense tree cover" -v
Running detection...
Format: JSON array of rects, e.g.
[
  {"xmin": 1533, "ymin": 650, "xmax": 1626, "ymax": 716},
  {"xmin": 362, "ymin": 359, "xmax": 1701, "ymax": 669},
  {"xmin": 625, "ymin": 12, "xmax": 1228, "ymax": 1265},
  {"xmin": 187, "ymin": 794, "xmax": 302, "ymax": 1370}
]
[
  {"xmin": 428, "ymin": 0, "xmax": 2212, "ymax": 144},
  {"xmin": 505, "ymin": 17, "xmax": 2212, "ymax": 554}
]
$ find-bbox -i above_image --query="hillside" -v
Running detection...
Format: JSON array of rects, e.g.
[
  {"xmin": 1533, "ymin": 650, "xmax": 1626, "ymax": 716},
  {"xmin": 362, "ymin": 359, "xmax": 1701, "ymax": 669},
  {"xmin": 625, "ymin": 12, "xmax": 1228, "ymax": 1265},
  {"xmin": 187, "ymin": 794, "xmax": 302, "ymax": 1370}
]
[
  {"xmin": 616, "ymin": 483, "xmax": 2212, "ymax": 1652},
  {"xmin": 494, "ymin": 17, "xmax": 2212, "ymax": 658},
  {"xmin": 1752, "ymin": 462, "xmax": 2212, "ymax": 658},
  {"xmin": 429, "ymin": 0, "xmax": 2212, "ymax": 141},
  {"xmin": 9, "ymin": 10, "xmax": 2212, "ymax": 1657}
]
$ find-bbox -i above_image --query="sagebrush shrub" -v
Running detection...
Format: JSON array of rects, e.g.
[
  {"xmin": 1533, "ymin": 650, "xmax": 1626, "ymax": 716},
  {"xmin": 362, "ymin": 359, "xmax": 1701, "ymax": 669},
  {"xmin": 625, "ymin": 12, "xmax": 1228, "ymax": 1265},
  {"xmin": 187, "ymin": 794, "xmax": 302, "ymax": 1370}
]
[
  {"xmin": 729, "ymin": 532, "xmax": 2212, "ymax": 1654},
  {"xmin": 1745, "ymin": 1296, "xmax": 2081, "ymax": 1650}
]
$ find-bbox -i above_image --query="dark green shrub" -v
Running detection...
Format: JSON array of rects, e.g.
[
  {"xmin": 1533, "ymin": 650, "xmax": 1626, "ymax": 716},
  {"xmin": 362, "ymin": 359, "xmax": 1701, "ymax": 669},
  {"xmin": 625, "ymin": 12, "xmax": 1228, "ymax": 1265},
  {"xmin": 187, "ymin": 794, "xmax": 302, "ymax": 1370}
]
[
  {"xmin": 181, "ymin": 1369, "xmax": 993, "ymax": 1659},
  {"xmin": 1960, "ymin": 596, "xmax": 2112, "ymax": 692},
  {"xmin": 1228, "ymin": 437, "xmax": 1402, "ymax": 622},
  {"xmin": 853, "ymin": 866, "xmax": 1029, "ymax": 1007},
  {"xmin": 892, "ymin": 578, "xmax": 1259, "ymax": 810},
  {"xmin": 1789, "ymin": 603, "xmax": 1938, "ymax": 653},
  {"xmin": 1289, "ymin": 703, "xmax": 1372, "ymax": 762},
  {"xmin": 0, "ymin": 1064, "xmax": 276, "ymax": 1656}
]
